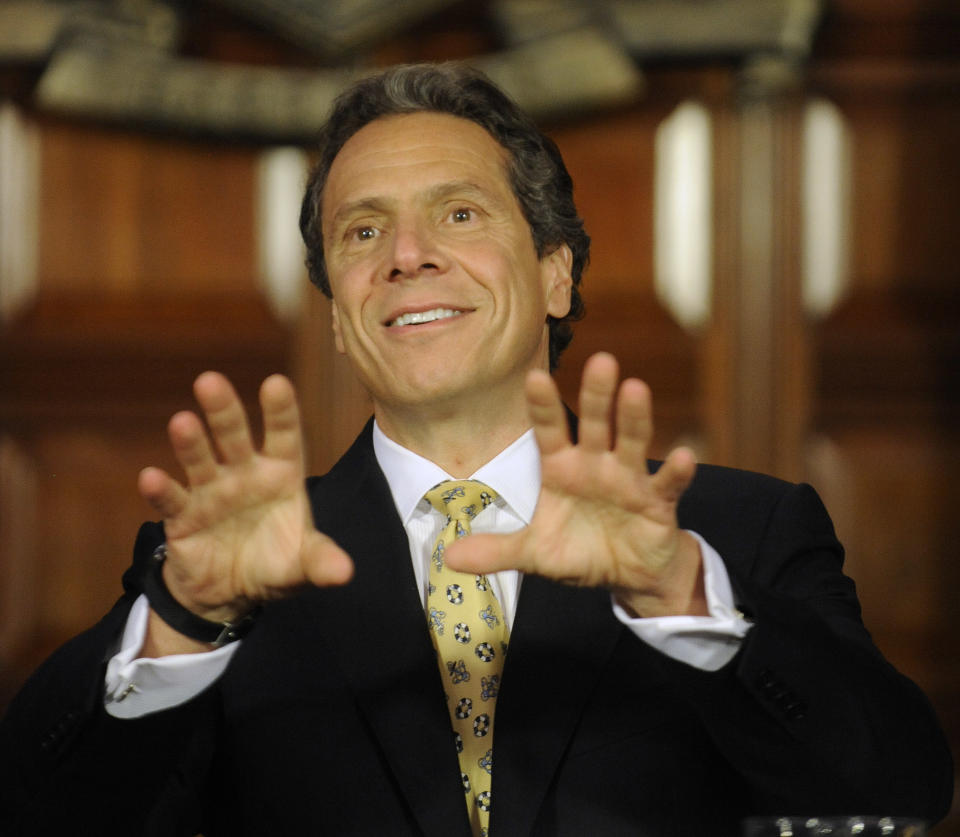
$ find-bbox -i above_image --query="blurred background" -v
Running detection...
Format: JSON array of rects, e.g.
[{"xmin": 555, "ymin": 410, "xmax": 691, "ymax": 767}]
[{"xmin": 0, "ymin": 0, "xmax": 957, "ymax": 830}]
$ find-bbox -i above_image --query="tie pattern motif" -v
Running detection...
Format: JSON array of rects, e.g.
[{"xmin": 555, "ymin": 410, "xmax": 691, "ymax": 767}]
[{"xmin": 425, "ymin": 480, "xmax": 507, "ymax": 837}]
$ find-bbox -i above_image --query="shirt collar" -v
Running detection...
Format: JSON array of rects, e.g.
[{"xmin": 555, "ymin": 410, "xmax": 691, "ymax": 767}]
[{"xmin": 372, "ymin": 420, "xmax": 541, "ymax": 526}]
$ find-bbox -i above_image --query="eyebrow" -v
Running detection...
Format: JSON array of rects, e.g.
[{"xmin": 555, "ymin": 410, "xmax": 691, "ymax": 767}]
[
  {"xmin": 330, "ymin": 180, "xmax": 506, "ymax": 228},
  {"xmin": 422, "ymin": 180, "xmax": 503, "ymax": 207},
  {"xmin": 330, "ymin": 196, "xmax": 390, "ymax": 228}
]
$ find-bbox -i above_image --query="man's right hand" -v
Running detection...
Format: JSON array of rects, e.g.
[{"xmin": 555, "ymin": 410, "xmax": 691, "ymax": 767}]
[{"xmin": 136, "ymin": 372, "xmax": 353, "ymax": 656}]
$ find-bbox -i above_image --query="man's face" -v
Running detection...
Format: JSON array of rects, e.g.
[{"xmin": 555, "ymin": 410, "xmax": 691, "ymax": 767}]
[{"xmin": 321, "ymin": 111, "xmax": 572, "ymax": 416}]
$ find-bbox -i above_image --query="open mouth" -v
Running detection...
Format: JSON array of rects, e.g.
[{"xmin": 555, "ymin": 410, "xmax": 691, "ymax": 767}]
[{"xmin": 387, "ymin": 308, "xmax": 467, "ymax": 328}]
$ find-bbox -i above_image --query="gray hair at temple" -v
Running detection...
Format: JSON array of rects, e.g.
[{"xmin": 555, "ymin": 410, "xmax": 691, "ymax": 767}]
[{"xmin": 298, "ymin": 62, "xmax": 590, "ymax": 370}]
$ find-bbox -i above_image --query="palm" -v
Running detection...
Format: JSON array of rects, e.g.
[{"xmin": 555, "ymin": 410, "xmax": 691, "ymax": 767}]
[
  {"xmin": 525, "ymin": 445, "xmax": 682, "ymax": 592},
  {"xmin": 164, "ymin": 457, "xmax": 309, "ymax": 600},
  {"xmin": 138, "ymin": 373, "xmax": 352, "ymax": 618},
  {"xmin": 445, "ymin": 353, "xmax": 701, "ymax": 616}
]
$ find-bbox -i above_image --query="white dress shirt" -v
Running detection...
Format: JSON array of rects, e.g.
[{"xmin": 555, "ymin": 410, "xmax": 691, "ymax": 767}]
[{"xmin": 105, "ymin": 423, "xmax": 750, "ymax": 718}]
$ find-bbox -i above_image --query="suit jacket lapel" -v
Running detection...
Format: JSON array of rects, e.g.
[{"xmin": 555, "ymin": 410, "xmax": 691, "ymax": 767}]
[
  {"xmin": 491, "ymin": 575, "xmax": 624, "ymax": 837},
  {"xmin": 307, "ymin": 424, "xmax": 472, "ymax": 837}
]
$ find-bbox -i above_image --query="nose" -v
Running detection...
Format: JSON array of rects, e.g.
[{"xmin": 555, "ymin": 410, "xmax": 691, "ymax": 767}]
[{"xmin": 388, "ymin": 218, "xmax": 444, "ymax": 280}]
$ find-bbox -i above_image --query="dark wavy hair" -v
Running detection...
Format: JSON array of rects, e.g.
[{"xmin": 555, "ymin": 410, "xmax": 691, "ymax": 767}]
[{"xmin": 298, "ymin": 62, "xmax": 590, "ymax": 370}]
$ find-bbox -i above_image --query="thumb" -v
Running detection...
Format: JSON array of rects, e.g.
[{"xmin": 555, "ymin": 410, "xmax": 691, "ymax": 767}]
[
  {"xmin": 301, "ymin": 530, "xmax": 354, "ymax": 587},
  {"xmin": 444, "ymin": 530, "xmax": 529, "ymax": 576}
]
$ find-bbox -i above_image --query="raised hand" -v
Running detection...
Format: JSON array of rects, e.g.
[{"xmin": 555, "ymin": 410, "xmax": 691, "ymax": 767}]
[
  {"xmin": 444, "ymin": 352, "xmax": 706, "ymax": 618},
  {"xmin": 137, "ymin": 372, "xmax": 353, "ymax": 637}
]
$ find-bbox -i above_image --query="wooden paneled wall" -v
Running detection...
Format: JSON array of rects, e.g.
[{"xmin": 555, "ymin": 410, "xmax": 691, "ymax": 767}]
[
  {"xmin": 0, "ymin": 121, "xmax": 289, "ymax": 694},
  {"xmin": 807, "ymin": 62, "xmax": 960, "ymax": 833}
]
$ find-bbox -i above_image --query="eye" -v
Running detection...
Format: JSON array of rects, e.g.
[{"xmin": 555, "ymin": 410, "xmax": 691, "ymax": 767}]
[
  {"xmin": 353, "ymin": 226, "xmax": 378, "ymax": 241},
  {"xmin": 449, "ymin": 207, "xmax": 473, "ymax": 223}
]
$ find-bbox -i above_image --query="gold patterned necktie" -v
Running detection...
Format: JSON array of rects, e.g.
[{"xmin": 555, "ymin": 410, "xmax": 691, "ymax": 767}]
[{"xmin": 424, "ymin": 480, "xmax": 508, "ymax": 837}]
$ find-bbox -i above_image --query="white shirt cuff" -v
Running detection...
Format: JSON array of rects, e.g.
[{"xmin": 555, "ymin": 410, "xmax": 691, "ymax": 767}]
[
  {"xmin": 612, "ymin": 531, "xmax": 752, "ymax": 671},
  {"xmin": 104, "ymin": 594, "xmax": 240, "ymax": 718}
]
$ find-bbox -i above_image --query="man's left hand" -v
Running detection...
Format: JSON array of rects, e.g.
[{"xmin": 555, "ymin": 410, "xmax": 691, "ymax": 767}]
[{"xmin": 444, "ymin": 352, "xmax": 707, "ymax": 618}]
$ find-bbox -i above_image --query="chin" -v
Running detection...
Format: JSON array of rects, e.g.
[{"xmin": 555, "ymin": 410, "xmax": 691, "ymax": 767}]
[{"xmin": 362, "ymin": 369, "xmax": 457, "ymax": 407}]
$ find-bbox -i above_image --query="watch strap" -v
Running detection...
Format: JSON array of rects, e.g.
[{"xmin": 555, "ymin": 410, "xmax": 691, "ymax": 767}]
[{"xmin": 142, "ymin": 543, "xmax": 259, "ymax": 647}]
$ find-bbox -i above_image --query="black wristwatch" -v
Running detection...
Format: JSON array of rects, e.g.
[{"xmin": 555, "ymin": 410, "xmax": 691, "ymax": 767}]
[{"xmin": 143, "ymin": 543, "xmax": 260, "ymax": 647}]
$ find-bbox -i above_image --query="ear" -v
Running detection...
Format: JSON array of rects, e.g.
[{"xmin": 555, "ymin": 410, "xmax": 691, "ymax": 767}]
[
  {"xmin": 541, "ymin": 243, "xmax": 573, "ymax": 319},
  {"xmin": 331, "ymin": 300, "xmax": 346, "ymax": 354}
]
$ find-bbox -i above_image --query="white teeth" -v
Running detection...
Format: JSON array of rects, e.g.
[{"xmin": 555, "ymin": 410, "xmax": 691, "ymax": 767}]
[{"xmin": 391, "ymin": 308, "xmax": 463, "ymax": 327}]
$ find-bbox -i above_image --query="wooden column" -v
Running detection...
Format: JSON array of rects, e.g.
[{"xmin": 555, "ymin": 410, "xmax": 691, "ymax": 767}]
[{"xmin": 703, "ymin": 80, "xmax": 811, "ymax": 482}]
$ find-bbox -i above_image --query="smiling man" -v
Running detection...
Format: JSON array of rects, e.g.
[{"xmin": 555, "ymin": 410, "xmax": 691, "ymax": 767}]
[
  {"xmin": 0, "ymin": 64, "xmax": 952, "ymax": 837},
  {"xmin": 321, "ymin": 111, "xmax": 573, "ymax": 468}
]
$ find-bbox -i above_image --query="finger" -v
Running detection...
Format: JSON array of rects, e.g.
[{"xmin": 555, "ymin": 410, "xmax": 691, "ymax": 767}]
[
  {"xmin": 525, "ymin": 369, "xmax": 570, "ymax": 457},
  {"xmin": 194, "ymin": 371, "xmax": 256, "ymax": 464},
  {"xmin": 650, "ymin": 446, "xmax": 697, "ymax": 504},
  {"xmin": 444, "ymin": 530, "xmax": 531, "ymax": 576},
  {"xmin": 578, "ymin": 352, "xmax": 619, "ymax": 452},
  {"xmin": 138, "ymin": 466, "xmax": 190, "ymax": 519},
  {"xmin": 168, "ymin": 410, "xmax": 219, "ymax": 486},
  {"xmin": 613, "ymin": 378, "xmax": 653, "ymax": 471},
  {"xmin": 261, "ymin": 375, "xmax": 304, "ymax": 462},
  {"xmin": 300, "ymin": 530, "xmax": 355, "ymax": 587}
]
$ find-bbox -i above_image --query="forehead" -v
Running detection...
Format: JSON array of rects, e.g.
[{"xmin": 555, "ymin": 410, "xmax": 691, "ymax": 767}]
[{"xmin": 322, "ymin": 112, "xmax": 514, "ymax": 218}]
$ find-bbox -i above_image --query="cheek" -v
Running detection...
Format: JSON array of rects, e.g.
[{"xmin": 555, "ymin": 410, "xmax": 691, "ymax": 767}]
[
  {"xmin": 327, "ymin": 303, "xmax": 364, "ymax": 359},
  {"xmin": 329, "ymin": 263, "xmax": 374, "ymax": 318},
  {"xmin": 327, "ymin": 237, "xmax": 384, "ymax": 284},
  {"xmin": 464, "ymin": 241, "xmax": 531, "ymax": 291}
]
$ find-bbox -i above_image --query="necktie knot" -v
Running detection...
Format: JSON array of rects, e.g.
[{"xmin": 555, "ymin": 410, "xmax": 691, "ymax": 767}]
[{"xmin": 424, "ymin": 480, "xmax": 498, "ymax": 535}]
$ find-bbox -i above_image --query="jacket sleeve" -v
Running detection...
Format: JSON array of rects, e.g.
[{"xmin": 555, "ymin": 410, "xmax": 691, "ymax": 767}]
[
  {"xmin": 0, "ymin": 522, "xmax": 219, "ymax": 836},
  {"xmin": 665, "ymin": 478, "xmax": 953, "ymax": 822}
]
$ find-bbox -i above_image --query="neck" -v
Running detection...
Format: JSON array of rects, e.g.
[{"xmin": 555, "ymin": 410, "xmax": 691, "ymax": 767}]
[{"xmin": 374, "ymin": 387, "xmax": 533, "ymax": 477}]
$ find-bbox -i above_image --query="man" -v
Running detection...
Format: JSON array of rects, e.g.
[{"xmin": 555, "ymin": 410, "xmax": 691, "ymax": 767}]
[{"xmin": 0, "ymin": 63, "xmax": 952, "ymax": 836}]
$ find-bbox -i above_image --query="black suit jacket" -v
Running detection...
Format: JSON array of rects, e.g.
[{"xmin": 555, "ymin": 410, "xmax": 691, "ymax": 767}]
[{"xmin": 1, "ymin": 422, "xmax": 953, "ymax": 835}]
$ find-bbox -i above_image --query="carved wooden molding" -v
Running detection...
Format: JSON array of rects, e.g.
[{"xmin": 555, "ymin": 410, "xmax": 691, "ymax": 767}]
[
  {"xmin": 34, "ymin": 42, "xmax": 364, "ymax": 142},
  {"xmin": 9, "ymin": 0, "xmax": 828, "ymax": 139},
  {"xmin": 32, "ymin": 27, "xmax": 641, "ymax": 138},
  {"xmin": 0, "ymin": 1, "xmax": 66, "ymax": 62},
  {"xmin": 0, "ymin": 0, "xmax": 178, "ymax": 62},
  {"xmin": 609, "ymin": 0, "xmax": 824, "ymax": 59},
  {"xmin": 493, "ymin": 0, "xmax": 824, "ymax": 59},
  {"xmin": 473, "ymin": 28, "xmax": 642, "ymax": 119},
  {"xmin": 207, "ymin": 0, "xmax": 460, "ymax": 57}
]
